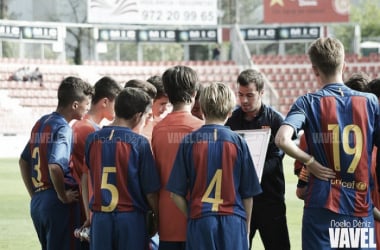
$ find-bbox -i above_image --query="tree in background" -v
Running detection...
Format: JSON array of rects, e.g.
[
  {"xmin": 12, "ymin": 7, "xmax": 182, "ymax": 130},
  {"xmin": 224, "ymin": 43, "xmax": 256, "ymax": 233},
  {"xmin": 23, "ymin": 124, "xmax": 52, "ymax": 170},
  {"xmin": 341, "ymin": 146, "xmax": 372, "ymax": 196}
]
[
  {"xmin": 61, "ymin": 0, "xmax": 89, "ymax": 65},
  {"xmin": 351, "ymin": 0, "xmax": 380, "ymax": 40},
  {"xmin": 0, "ymin": 0, "xmax": 7, "ymax": 18},
  {"xmin": 47, "ymin": 0, "xmax": 90, "ymax": 64},
  {"xmin": 329, "ymin": 0, "xmax": 380, "ymax": 54},
  {"xmin": 0, "ymin": 0, "xmax": 18, "ymax": 58}
]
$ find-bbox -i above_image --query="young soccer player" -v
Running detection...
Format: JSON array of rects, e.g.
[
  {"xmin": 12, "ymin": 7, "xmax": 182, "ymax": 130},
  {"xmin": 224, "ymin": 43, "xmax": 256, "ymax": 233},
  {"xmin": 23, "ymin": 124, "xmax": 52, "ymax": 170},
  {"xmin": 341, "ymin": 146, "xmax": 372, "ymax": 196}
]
[
  {"xmin": 84, "ymin": 87, "xmax": 160, "ymax": 250},
  {"xmin": 294, "ymin": 72, "xmax": 372, "ymax": 200},
  {"xmin": 147, "ymin": 75, "xmax": 170, "ymax": 120},
  {"xmin": 151, "ymin": 65, "xmax": 204, "ymax": 250},
  {"xmin": 366, "ymin": 78, "xmax": 380, "ymax": 247},
  {"xmin": 275, "ymin": 37, "xmax": 380, "ymax": 249},
  {"xmin": 191, "ymin": 84, "xmax": 204, "ymax": 120},
  {"xmin": 167, "ymin": 82, "xmax": 262, "ymax": 250},
  {"xmin": 19, "ymin": 76, "xmax": 93, "ymax": 250},
  {"xmin": 71, "ymin": 76, "xmax": 122, "ymax": 244},
  {"xmin": 124, "ymin": 78, "xmax": 161, "ymax": 249},
  {"xmin": 124, "ymin": 79, "xmax": 157, "ymax": 99},
  {"xmin": 142, "ymin": 75, "xmax": 170, "ymax": 141},
  {"xmin": 124, "ymin": 79, "xmax": 157, "ymax": 137}
]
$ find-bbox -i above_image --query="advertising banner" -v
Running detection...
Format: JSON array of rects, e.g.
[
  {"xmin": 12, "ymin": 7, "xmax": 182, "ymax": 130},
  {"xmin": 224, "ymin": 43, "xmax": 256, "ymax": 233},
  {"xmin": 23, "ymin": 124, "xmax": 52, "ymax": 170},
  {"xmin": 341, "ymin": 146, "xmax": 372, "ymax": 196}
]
[
  {"xmin": 88, "ymin": 0, "xmax": 217, "ymax": 25},
  {"xmin": 264, "ymin": 0, "xmax": 349, "ymax": 24}
]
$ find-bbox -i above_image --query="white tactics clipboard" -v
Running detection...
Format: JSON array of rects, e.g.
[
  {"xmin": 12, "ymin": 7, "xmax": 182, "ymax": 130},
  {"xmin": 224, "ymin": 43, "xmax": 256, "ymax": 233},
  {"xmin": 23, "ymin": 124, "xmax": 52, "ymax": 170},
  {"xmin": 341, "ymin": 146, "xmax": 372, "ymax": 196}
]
[{"xmin": 236, "ymin": 128, "xmax": 271, "ymax": 183}]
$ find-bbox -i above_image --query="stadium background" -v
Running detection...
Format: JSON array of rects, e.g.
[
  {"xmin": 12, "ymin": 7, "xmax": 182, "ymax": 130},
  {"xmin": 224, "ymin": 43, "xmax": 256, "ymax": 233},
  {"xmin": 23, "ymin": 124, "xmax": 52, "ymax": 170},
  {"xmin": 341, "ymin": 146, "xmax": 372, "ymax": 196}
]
[{"xmin": 0, "ymin": 0, "xmax": 379, "ymax": 249}]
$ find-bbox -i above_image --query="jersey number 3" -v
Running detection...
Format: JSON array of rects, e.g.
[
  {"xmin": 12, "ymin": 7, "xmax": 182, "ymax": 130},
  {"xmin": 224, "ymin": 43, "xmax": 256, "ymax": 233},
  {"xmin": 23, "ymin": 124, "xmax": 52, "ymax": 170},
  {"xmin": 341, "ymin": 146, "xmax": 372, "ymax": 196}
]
[{"xmin": 31, "ymin": 147, "xmax": 43, "ymax": 188}]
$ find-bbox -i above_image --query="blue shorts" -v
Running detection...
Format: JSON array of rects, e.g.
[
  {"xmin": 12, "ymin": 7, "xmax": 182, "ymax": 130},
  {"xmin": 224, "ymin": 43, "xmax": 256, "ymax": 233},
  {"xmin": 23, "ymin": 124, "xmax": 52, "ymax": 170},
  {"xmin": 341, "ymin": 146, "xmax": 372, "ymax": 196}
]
[
  {"xmin": 90, "ymin": 211, "xmax": 149, "ymax": 250},
  {"xmin": 303, "ymin": 207, "xmax": 376, "ymax": 250},
  {"xmin": 31, "ymin": 188, "xmax": 80, "ymax": 250},
  {"xmin": 186, "ymin": 215, "xmax": 248, "ymax": 250}
]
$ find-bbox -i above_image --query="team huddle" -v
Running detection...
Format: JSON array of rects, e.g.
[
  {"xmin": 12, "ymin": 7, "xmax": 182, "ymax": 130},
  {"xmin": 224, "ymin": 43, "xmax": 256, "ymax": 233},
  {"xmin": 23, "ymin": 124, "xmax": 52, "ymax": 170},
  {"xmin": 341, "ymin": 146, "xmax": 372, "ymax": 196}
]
[{"xmin": 19, "ymin": 37, "xmax": 380, "ymax": 250}]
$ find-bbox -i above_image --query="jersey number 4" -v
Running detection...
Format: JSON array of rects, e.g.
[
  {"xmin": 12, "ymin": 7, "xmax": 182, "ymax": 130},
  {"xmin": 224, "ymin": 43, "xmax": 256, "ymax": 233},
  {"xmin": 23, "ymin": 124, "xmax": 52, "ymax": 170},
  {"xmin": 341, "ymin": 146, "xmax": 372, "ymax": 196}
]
[{"xmin": 201, "ymin": 169, "xmax": 224, "ymax": 211}]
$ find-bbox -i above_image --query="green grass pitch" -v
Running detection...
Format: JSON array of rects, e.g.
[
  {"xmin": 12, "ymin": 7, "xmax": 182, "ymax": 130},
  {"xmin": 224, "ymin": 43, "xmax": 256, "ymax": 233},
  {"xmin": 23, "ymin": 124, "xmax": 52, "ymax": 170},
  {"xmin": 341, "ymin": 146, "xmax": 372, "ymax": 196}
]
[{"xmin": 0, "ymin": 156, "xmax": 303, "ymax": 250}]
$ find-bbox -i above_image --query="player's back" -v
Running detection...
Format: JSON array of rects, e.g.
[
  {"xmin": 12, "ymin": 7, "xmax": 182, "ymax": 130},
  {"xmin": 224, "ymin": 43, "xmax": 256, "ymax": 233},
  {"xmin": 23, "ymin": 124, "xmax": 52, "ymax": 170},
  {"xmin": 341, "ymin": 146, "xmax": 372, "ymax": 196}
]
[
  {"xmin": 169, "ymin": 124, "xmax": 262, "ymax": 219},
  {"xmin": 152, "ymin": 111, "xmax": 203, "ymax": 182},
  {"xmin": 85, "ymin": 126, "xmax": 159, "ymax": 213},
  {"xmin": 294, "ymin": 83, "xmax": 380, "ymax": 216},
  {"xmin": 24, "ymin": 112, "xmax": 75, "ymax": 191},
  {"xmin": 151, "ymin": 111, "xmax": 203, "ymax": 241}
]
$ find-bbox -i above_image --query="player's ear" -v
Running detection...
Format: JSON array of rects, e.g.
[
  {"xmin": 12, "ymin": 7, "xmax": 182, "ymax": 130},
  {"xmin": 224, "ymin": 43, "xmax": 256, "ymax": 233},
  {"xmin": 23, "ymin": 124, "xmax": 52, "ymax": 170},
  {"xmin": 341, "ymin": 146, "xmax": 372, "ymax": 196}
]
[
  {"xmin": 72, "ymin": 101, "xmax": 79, "ymax": 110},
  {"xmin": 131, "ymin": 112, "xmax": 145, "ymax": 133},
  {"xmin": 102, "ymin": 97, "xmax": 110, "ymax": 108}
]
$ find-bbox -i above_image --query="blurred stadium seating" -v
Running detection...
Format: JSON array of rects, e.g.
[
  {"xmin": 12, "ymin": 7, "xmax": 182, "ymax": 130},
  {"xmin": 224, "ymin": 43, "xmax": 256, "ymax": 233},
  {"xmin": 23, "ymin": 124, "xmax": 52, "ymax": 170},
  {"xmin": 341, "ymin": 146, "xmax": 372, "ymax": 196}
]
[
  {"xmin": 0, "ymin": 59, "xmax": 240, "ymax": 135},
  {"xmin": 1, "ymin": 54, "xmax": 380, "ymax": 135},
  {"xmin": 255, "ymin": 53, "xmax": 380, "ymax": 114}
]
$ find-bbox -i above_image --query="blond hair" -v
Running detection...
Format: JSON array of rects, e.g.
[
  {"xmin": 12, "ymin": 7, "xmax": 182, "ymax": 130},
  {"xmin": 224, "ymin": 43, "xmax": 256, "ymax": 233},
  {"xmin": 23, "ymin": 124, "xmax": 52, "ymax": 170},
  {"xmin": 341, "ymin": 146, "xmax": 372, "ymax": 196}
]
[
  {"xmin": 308, "ymin": 37, "xmax": 345, "ymax": 77},
  {"xmin": 200, "ymin": 82, "xmax": 236, "ymax": 120}
]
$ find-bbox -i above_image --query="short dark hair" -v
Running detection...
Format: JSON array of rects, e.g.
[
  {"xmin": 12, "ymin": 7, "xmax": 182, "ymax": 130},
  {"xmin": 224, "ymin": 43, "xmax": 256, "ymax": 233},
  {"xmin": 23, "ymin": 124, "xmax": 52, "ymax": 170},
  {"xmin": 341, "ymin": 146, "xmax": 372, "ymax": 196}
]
[
  {"xmin": 368, "ymin": 78, "xmax": 380, "ymax": 98},
  {"xmin": 162, "ymin": 65, "xmax": 198, "ymax": 105},
  {"xmin": 237, "ymin": 69, "xmax": 265, "ymax": 92},
  {"xmin": 124, "ymin": 79, "xmax": 157, "ymax": 99},
  {"xmin": 92, "ymin": 76, "xmax": 122, "ymax": 104},
  {"xmin": 344, "ymin": 72, "xmax": 370, "ymax": 92},
  {"xmin": 115, "ymin": 87, "xmax": 152, "ymax": 120},
  {"xmin": 57, "ymin": 76, "xmax": 93, "ymax": 107},
  {"xmin": 147, "ymin": 75, "xmax": 167, "ymax": 99},
  {"xmin": 195, "ymin": 84, "xmax": 204, "ymax": 101}
]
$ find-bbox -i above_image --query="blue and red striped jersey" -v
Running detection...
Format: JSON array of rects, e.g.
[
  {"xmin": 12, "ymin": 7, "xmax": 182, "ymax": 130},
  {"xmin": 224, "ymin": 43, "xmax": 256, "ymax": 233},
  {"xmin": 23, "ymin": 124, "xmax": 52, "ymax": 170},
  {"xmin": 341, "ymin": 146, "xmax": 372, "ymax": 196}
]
[
  {"xmin": 21, "ymin": 112, "xmax": 77, "ymax": 192},
  {"xmin": 284, "ymin": 83, "xmax": 380, "ymax": 217},
  {"xmin": 166, "ymin": 124, "xmax": 262, "ymax": 219},
  {"xmin": 85, "ymin": 126, "xmax": 160, "ymax": 213}
]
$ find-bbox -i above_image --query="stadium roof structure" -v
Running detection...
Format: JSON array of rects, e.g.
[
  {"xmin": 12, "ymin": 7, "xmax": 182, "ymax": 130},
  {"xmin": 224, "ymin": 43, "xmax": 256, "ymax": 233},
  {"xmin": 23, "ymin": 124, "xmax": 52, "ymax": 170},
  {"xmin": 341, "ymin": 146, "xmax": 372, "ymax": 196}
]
[{"xmin": 360, "ymin": 41, "xmax": 380, "ymax": 49}]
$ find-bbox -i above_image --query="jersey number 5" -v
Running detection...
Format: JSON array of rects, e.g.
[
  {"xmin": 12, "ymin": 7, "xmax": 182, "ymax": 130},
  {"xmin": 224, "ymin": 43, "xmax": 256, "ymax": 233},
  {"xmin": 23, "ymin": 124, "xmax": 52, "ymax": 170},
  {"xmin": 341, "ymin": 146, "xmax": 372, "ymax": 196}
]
[
  {"xmin": 201, "ymin": 169, "xmax": 224, "ymax": 211},
  {"xmin": 101, "ymin": 166, "xmax": 119, "ymax": 212}
]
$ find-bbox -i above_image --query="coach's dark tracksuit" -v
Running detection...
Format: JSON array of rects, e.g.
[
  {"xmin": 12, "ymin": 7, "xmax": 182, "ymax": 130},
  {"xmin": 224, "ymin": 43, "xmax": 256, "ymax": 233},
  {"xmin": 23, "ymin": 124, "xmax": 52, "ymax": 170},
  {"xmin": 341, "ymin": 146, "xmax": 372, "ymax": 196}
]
[{"xmin": 225, "ymin": 104, "xmax": 290, "ymax": 250}]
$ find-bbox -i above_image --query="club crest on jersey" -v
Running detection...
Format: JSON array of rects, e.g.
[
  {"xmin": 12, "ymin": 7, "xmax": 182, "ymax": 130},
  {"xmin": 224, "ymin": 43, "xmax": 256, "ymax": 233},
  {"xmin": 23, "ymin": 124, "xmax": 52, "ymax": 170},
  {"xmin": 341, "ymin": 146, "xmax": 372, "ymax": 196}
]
[{"xmin": 329, "ymin": 219, "xmax": 376, "ymax": 248}]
